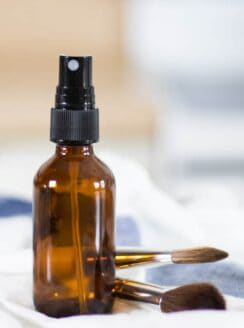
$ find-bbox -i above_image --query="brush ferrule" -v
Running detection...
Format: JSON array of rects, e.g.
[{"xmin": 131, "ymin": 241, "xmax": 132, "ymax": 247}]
[
  {"xmin": 114, "ymin": 278, "xmax": 163, "ymax": 305},
  {"xmin": 155, "ymin": 253, "xmax": 172, "ymax": 263},
  {"xmin": 115, "ymin": 249, "xmax": 172, "ymax": 269}
]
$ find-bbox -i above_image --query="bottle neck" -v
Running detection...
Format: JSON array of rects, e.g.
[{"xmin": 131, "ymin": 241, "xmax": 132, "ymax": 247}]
[{"xmin": 55, "ymin": 144, "xmax": 94, "ymax": 157}]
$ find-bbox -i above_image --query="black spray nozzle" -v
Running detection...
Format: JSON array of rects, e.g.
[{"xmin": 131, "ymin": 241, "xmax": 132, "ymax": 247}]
[
  {"xmin": 55, "ymin": 55, "xmax": 95, "ymax": 110},
  {"xmin": 58, "ymin": 56, "xmax": 92, "ymax": 89}
]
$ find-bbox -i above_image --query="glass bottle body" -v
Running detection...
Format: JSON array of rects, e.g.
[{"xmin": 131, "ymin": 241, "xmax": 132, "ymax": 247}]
[{"xmin": 33, "ymin": 145, "xmax": 115, "ymax": 317}]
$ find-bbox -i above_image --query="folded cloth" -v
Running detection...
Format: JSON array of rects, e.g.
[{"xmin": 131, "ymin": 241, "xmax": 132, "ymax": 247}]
[
  {"xmin": 1, "ymin": 196, "xmax": 244, "ymax": 327},
  {"xmin": 1, "ymin": 196, "xmax": 244, "ymax": 301}
]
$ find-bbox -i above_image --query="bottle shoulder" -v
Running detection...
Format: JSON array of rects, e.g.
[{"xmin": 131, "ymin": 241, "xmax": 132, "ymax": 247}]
[
  {"xmin": 34, "ymin": 153, "xmax": 115, "ymax": 188},
  {"xmin": 34, "ymin": 154, "xmax": 57, "ymax": 182},
  {"xmin": 92, "ymin": 155, "xmax": 115, "ymax": 182}
]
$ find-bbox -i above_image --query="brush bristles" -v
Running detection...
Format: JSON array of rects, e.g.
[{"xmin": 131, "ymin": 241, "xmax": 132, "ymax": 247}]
[
  {"xmin": 172, "ymin": 247, "xmax": 228, "ymax": 264},
  {"xmin": 161, "ymin": 283, "xmax": 226, "ymax": 313}
]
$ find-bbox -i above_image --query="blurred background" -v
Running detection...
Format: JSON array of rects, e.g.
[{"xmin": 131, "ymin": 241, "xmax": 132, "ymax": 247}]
[{"xmin": 1, "ymin": 0, "xmax": 244, "ymax": 203}]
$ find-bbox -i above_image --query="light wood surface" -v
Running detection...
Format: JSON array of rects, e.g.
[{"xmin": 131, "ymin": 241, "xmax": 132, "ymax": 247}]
[{"xmin": 0, "ymin": 0, "xmax": 154, "ymax": 139}]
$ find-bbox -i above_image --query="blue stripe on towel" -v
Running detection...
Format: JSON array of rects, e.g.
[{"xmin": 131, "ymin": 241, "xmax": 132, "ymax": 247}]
[
  {"xmin": 147, "ymin": 262, "xmax": 244, "ymax": 298},
  {"xmin": 0, "ymin": 197, "xmax": 32, "ymax": 217},
  {"xmin": 0, "ymin": 197, "xmax": 140, "ymax": 247}
]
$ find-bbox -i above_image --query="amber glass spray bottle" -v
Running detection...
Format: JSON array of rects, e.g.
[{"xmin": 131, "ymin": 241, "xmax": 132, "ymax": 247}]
[{"xmin": 33, "ymin": 56, "xmax": 115, "ymax": 317}]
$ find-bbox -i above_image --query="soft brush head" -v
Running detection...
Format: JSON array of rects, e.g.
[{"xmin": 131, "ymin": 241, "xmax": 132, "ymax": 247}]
[
  {"xmin": 172, "ymin": 247, "xmax": 228, "ymax": 264},
  {"xmin": 161, "ymin": 283, "xmax": 226, "ymax": 313}
]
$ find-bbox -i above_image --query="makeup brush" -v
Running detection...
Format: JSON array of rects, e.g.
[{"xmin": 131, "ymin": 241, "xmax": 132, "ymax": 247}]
[
  {"xmin": 115, "ymin": 247, "xmax": 228, "ymax": 269},
  {"xmin": 113, "ymin": 278, "xmax": 226, "ymax": 312}
]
